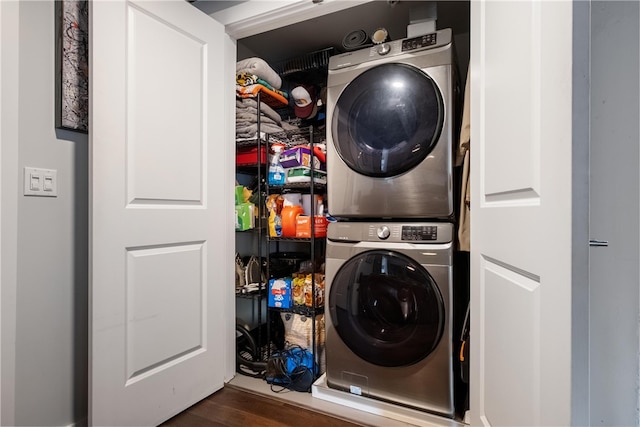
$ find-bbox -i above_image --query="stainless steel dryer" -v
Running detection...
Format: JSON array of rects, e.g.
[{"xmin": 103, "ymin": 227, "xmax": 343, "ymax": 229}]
[
  {"xmin": 325, "ymin": 221, "xmax": 455, "ymax": 417},
  {"xmin": 327, "ymin": 28, "xmax": 457, "ymax": 219}
]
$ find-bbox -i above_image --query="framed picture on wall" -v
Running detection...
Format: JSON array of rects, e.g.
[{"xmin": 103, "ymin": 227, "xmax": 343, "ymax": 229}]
[{"xmin": 55, "ymin": 0, "xmax": 89, "ymax": 133}]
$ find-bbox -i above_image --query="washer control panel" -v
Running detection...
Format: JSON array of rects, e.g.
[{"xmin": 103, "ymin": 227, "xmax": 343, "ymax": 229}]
[
  {"xmin": 330, "ymin": 222, "xmax": 452, "ymax": 243},
  {"xmin": 401, "ymin": 33, "xmax": 437, "ymax": 52},
  {"xmin": 401, "ymin": 225, "xmax": 438, "ymax": 241}
]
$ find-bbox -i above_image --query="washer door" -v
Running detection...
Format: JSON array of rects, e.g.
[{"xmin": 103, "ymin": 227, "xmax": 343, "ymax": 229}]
[
  {"xmin": 329, "ymin": 250, "xmax": 445, "ymax": 367},
  {"xmin": 331, "ymin": 63, "xmax": 444, "ymax": 178}
]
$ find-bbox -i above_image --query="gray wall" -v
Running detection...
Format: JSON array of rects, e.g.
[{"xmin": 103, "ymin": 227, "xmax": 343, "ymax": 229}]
[
  {"xmin": 589, "ymin": 2, "xmax": 640, "ymax": 426},
  {"xmin": 13, "ymin": 1, "xmax": 88, "ymax": 425},
  {"xmin": 2, "ymin": 1, "xmax": 20, "ymax": 424}
]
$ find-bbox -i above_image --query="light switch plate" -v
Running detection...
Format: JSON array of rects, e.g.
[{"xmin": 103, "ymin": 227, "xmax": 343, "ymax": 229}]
[{"xmin": 24, "ymin": 167, "xmax": 57, "ymax": 197}]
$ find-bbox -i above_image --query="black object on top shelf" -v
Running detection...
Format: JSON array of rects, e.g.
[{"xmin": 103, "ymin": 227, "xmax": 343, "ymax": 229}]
[{"xmin": 272, "ymin": 47, "xmax": 336, "ymax": 77}]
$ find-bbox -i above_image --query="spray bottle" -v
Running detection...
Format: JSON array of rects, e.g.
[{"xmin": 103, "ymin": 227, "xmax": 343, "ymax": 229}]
[{"xmin": 268, "ymin": 144, "xmax": 286, "ymax": 186}]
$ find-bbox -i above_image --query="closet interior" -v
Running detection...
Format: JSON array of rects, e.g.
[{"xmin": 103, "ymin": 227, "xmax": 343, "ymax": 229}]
[{"xmin": 230, "ymin": 1, "xmax": 471, "ymax": 424}]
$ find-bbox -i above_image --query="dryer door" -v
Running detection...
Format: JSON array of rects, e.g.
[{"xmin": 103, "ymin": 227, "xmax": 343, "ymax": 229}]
[
  {"xmin": 329, "ymin": 249, "xmax": 445, "ymax": 367},
  {"xmin": 331, "ymin": 63, "xmax": 444, "ymax": 178}
]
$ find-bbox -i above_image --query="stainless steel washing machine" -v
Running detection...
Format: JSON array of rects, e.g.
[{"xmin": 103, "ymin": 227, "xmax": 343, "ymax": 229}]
[
  {"xmin": 325, "ymin": 221, "xmax": 455, "ymax": 417},
  {"xmin": 327, "ymin": 28, "xmax": 457, "ymax": 219}
]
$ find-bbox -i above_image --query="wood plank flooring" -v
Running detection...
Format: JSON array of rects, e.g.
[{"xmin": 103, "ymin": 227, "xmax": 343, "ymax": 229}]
[{"xmin": 160, "ymin": 385, "xmax": 365, "ymax": 427}]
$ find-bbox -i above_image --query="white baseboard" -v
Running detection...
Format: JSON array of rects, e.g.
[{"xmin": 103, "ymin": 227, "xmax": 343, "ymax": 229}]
[{"xmin": 312, "ymin": 374, "xmax": 464, "ymax": 427}]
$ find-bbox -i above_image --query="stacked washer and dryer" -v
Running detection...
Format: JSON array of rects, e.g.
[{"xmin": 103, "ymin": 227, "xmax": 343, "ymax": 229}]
[{"xmin": 324, "ymin": 28, "xmax": 463, "ymax": 418}]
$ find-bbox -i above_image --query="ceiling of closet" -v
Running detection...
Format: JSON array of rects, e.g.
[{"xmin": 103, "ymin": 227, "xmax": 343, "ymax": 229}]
[{"xmin": 195, "ymin": 1, "xmax": 469, "ymax": 65}]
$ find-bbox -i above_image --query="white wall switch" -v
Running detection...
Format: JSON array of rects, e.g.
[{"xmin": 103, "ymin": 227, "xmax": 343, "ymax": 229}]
[
  {"xmin": 30, "ymin": 173, "xmax": 41, "ymax": 191},
  {"xmin": 24, "ymin": 167, "xmax": 57, "ymax": 197},
  {"xmin": 43, "ymin": 176, "xmax": 53, "ymax": 191}
]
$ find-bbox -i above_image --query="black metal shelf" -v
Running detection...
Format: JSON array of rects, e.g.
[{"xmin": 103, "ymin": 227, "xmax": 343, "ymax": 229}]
[
  {"xmin": 235, "ymin": 219, "xmax": 267, "ymax": 234},
  {"xmin": 235, "ymin": 288, "xmax": 267, "ymax": 299},
  {"xmin": 268, "ymin": 183, "xmax": 327, "ymax": 193},
  {"xmin": 236, "ymin": 164, "xmax": 266, "ymax": 173},
  {"xmin": 263, "ymin": 125, "xmax": 327, "ymax": 387},
  {"xmin": 267, "ymin": 236, "xmax": 313, "ymax": 243},
  {"xmin": 236, "ymin": 138, "xmax": 263, "ymax": 148},
  {"xmin": 270, "ymin": 305, "xmax": 325, "ymax": 317},
  {"xmin": 236, "ymin": 93, "xmax": 326, "ymax": 385}
]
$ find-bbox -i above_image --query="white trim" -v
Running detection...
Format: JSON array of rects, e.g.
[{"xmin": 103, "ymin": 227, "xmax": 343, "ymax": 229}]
[
  {"xmin": 1, "ymin": 3, "xmax": 3, "ymax": 422},
  {"xmin": 222, "ymin": 28, "xmax": 238, "ymax": 384},
  {"xmin": 311, "ymin": 374, "xmax": 465, "ymax": 427},
  {"xmin": 213, "ymin": 0, "xmax": 371, "ymax": 39}
]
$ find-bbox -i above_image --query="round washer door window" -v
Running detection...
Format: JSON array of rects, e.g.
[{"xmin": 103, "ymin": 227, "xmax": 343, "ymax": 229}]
[
  {"xmin": 329, "ymin": 250, "xmax": 445, "ymax": 367},
  {"xmin": 331, "ymin": 63, "xmax": 444, "ymax": 178}
]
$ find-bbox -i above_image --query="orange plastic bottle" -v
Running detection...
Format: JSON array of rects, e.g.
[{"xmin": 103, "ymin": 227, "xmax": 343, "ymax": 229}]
[{"xmin": 280, "ymin": 205, "xmax": 304, "ymax": 237}]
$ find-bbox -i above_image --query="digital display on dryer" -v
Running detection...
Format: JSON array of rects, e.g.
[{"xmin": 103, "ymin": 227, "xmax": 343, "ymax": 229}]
[
  {"xmin": 401, "ymin": 33, "xmax": 437, "ymax": 52},
  {"xmin": 401, "ymin": 226, "xmax": 437, "ymax": 241}
]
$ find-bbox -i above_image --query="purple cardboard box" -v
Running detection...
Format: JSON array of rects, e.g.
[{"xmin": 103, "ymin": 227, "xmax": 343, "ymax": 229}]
[{"xmin": 279, "ymin": 147, "xmax": 325, "ymax": 170}]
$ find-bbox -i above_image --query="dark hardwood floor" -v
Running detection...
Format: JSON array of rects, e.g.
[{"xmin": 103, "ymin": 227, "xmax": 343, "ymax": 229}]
[{"xmin": 160, "ymin": 385, "xmax": 365, "ymax": 427}]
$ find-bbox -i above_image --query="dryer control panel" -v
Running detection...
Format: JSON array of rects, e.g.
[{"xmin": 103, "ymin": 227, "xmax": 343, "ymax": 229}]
[
  {"xmin": 401, "ymin": 225, "xmax": 438, "ymax": 241},
  {"xmin": 328, "ymin": 28, "xmax": 452, "ymax": 70},
  {"xmin": 401, "ymin": 33, "xmax": 437, "ymax": 52}
]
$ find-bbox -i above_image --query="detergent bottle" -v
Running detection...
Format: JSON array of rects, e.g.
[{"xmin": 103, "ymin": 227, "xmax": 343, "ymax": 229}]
[
  {"xmin": 281, "ymin": 204, "xmax": 304, "ymax": 238},
  {"xmin": 268, "ymin": 144, "xmax": 286, "ymax": 186}
]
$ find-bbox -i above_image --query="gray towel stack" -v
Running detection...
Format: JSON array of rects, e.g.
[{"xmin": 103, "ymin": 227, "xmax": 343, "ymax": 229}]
[{"xmin": 236, "ymin": 97, "xmax": 284, "ymax": 140}]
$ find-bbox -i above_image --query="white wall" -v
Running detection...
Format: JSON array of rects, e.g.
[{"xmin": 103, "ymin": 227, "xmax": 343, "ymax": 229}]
[
  {"xmin": 589, "ymin": 2, "xmax": 640, "ymax": 426},
  {"xmin": 11, "ymin": 1, "xmax": 88, "ymax": 425}
]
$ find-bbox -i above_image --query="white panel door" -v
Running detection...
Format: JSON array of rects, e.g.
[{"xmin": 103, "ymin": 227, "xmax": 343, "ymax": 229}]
[
  {"xmin": 470, "ymin": 1, "xmax": 583, "ymax": 426},
  {"xmin": 90, "ymin": 1, "xmax": 229, "ymax": 425}
]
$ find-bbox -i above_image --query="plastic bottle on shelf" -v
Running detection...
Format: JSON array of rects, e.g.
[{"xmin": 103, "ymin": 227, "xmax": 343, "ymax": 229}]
[
  {"xmin": 281, "ymin": 204, "xmax": 304, "ymax": 237},
  {"xmin": 268, "ymin": 144, "xmax": 286, "ymax": 186}
]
